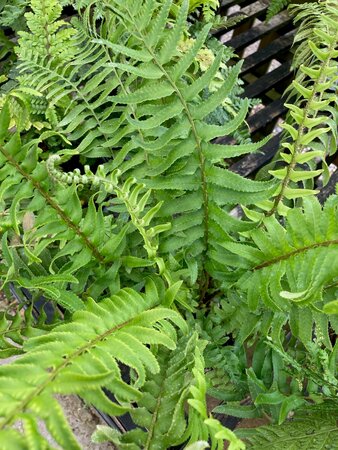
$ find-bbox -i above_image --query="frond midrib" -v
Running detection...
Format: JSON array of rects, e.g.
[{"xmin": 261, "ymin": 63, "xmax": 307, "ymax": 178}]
[
  {"xmin": 253, "ymin": 239, "xmax": 338, "ymax": 270},
  {"xmin": 0, "ymin": 314, "xmax": 134, "ymax": 429},
  {"xmin": 267, "ymin": 29, "xmax": 338, "ymax": 215},
  {"xmin": 0, "ymin": 144, "xmax": 106, "ymax": 263}
]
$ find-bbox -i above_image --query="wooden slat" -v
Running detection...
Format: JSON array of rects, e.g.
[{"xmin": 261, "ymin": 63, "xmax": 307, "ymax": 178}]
[
  {"xmin": 217, "ymin": 0, "xmax": 270, "ymax": 35},
  {"xmin": 241, "ymin": 29, "xmax": 295, "ymax": 74},
  {"xmin": 229, "ymin": 0, "xmax": 269, "ymax": 21},
  {"xmin": 220, "ymin": 0, "xmax": 249, "ymax": 9},
  {"xmin": 243, "ymin": 61, "xmax": 292, "ymax": 98},
  {"xmin": 224, "ymin": 11, "xmax": 291, "ymax": 50},
  {"xmin": 317, "ymin": 170, "xmax": 338, "ymax": 204},
  {"xmin": 217, "ymin": 0, "xmax": 268, "ymax": 39},
  {"xmin": 248, "ymin": 99, "xmax": 286, "ymax": 133}
]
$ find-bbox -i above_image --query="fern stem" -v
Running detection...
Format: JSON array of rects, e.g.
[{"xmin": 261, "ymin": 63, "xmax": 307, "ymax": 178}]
[
  {"xmin": 41, "ymin": 0, "xmax": 52, "ymax": 60},
  {"xmin": 253, "ymin": 239, "xmax": 338, "ymax": 270},
  {"xmin": 144, "ymin": 383, "xmax": 165, "ymax": 449},
  {"xmin": 324, "ymin": 280, "xmax": 338, "ymax": 291},
  {"xmin": 147, "ymin": 51, "xmax": 211, "ymax": 294},
  {"xmin": 266, "ymin": 31, "xmax": 338, "ymax": 216},
  {"xmin": 0, "ymin": 146, "xmax": 106, "ymax": 264},
  {"xmin": 0, "ymin": 325, "xmax": 25, "ymax": 338}
]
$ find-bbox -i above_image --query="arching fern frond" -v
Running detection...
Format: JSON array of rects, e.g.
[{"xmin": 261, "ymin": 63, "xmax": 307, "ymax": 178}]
[
  {"xmin": 222, "ymin": 196, "xmax": 338, "ymax": 346},
  {"xmin": 92, "ymin": 332, "xmax": 245, "ymax": 450},
  {"xmin": 0, "ymin": 106, "xmax": 130, "ymax": 305},
  {"xmin": 266, "ymin": 0, "xmax": 338, "ymax": 215},
  {"xmin": 16, "ymin": 16, "xmax": 121, "ymax": 157},
  {"xmin": 87, "ymin": 0, "xmax": 276, "ymax": 291},
  {"xmin": 240, "ymin": 401, "xmax": 338, "ymax": 449},
  {"xmin": 93, "ymin": 333, "xmax": 202, "ymax": 449},
  {"xmin": 289, "ymin": 0, "xmax": 337, "ymax": 70},
  {"xmin": 46, "ymin": 156, "xmax": 191, "ymax": 307},
  {"xmin": 184, "ymin": 344, "xmax": 245, "ymax": 450},
  {"xmin": 0, "ymin": 286, "xmax": 186, "ymax": 448}
]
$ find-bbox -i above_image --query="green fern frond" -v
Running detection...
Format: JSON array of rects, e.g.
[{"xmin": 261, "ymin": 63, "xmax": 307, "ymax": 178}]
[
  {"xmin": 289, "ymin": 0, "xmax": 337, "ymax": 69},
  {"xmin": 0, "ymin": 106, "xmax": 131, "ymax": 304},
  {"xmin": 16, "ymin": 18, "xmax": 120, "ymax": 156},
  {"xmin": 267, "ymin": 1, "xmax": 338, "ymax": 214},
  {"xmin": 81, "ymin": 0, "xmax": 276, "ymax": 286},
  {"xmin": 17, "ymin": 0, "xmax": 77, "ymax": 62},
  {"xmin": 266, "ymin": 0, "xmax": 290, "ymax": 22},
  {"xmin": 93, "ymin": 333, "xmax": 202, "ymax": 449},
  {"xmin": 223, "ymin": 196, "xmax": 338, "ymax": 345},
  {"xmin": 93, "ymin": 332, "xmax": 244, "ymax": 450},
  {"xmin": 0, "ymin": 286, "xmax": 186, "ymax": 447},
  {"xmin": 240, "ymin": 401, "xmax": 338, "ymax": 449},
  {"xmin": 46, "ymin": 156, "xmax": 188, "ymax": 299},
  {"xmin": 185, "ymin": 345, "xmax": 245, "ymax": 450}
]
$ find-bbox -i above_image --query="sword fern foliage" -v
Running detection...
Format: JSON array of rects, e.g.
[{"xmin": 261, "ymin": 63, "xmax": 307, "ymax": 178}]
[{"xmin": 0, "ymin": 0, "xmax": 337, "ymax": 448}]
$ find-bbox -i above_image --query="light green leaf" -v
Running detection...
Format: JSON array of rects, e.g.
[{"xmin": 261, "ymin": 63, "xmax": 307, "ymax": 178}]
[{"xmin": 323, "ymin": 300, "xmax": 338, "ymax": 315}]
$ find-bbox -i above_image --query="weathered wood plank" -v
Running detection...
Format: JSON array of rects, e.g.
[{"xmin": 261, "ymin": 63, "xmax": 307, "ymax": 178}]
[
  {"xmin": 248, "ymin": 99, "xmax": 286, "ymax": 133},
  {"xmin": 241, "ymin": 29, "xmax": 295, "ymax": 74},
  {"xmin": 317, "ymin": 170, "xmax": 338, "ymax": 203},
  {"xmin": 243, "ymin": 61, "xmax": 292, "ymax": 98},
  {"xmin": 220, "ymin": 0, "xmax": 249, "ymax": 9},
  {"xmin": 230, "ymin": 0, "xmax": 270, "ymax": 21},
  {"xmin": 224, "ymin": 11, "xmax": 291, "ymax": 50}
]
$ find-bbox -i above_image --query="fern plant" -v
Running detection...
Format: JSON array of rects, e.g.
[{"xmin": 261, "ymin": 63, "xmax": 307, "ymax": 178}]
[
  {"xmin": 0, "ymin": 0, "xmax": 28, "ymax": 31},
  {"xmin": 0, "ymin": 0, "xmax": 338, "ymax": 448},
  {"xmin": 266, "ymin": 0, "xmax": 290, "ymax": 21},
  {"xmin": 239, "ymin": 402, "xmax": 338, "ymax": 449},
  {"xmin": 264, "ymin": 0, "xmax": 338, "ymax": 216},
  {"xmin": 8, "ymin": 0, "xmax": 275, "ymax": 292},
  {"xmin": 0, "ymin": 285, "xmax": 187, "ymax": 448},
  {"xmin": 87, "ymin": 0, "xmax": 274, "ymax": 289}
]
